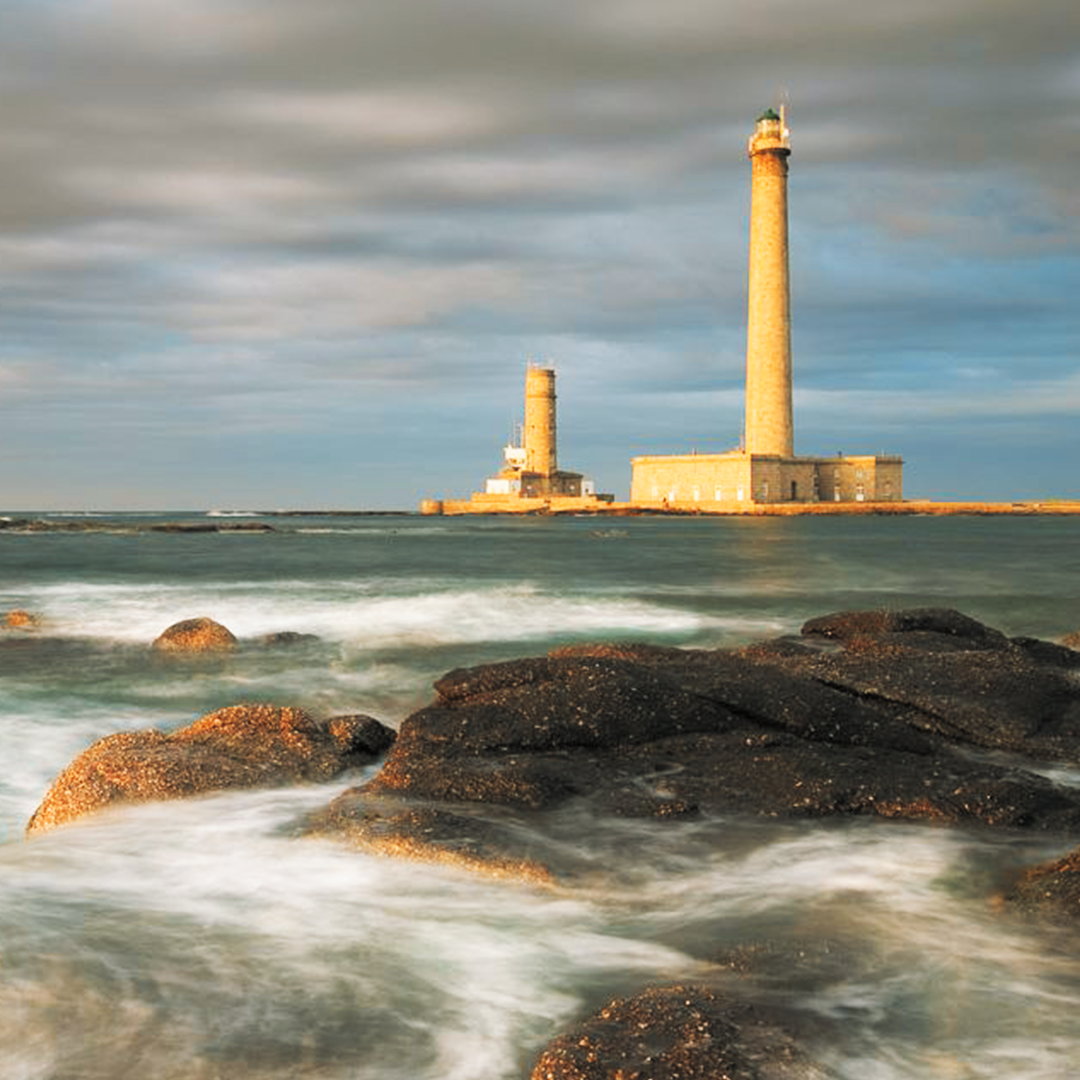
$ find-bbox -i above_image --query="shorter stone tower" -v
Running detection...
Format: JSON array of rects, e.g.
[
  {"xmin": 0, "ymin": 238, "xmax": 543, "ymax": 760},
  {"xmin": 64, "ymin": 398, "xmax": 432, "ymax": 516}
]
[
  {"xmin": 423, "ymin": 363, "xmax": 612, "ymax": 513},
  {"xmin": 523, "ymin": 365, "xmax": 557, "ymax": 476}
]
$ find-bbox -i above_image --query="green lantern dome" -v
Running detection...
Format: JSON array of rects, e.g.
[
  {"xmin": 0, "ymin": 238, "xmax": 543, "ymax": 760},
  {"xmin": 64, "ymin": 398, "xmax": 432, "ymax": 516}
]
[{"xmin": 757, "ymin": 108, "xmax": 781, "ymax": 122}]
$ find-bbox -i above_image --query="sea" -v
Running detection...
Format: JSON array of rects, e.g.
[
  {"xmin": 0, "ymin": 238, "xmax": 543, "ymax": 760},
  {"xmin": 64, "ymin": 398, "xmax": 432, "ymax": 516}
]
[{"xmin": 2, "ymin": 510, "xmax": 1080, "ymax": 1079}]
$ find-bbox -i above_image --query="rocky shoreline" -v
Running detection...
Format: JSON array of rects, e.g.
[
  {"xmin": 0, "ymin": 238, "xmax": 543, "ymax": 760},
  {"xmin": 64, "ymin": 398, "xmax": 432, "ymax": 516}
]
[
  {"xmin": 0, "ymin": 517, "xmax": 276, "ymax": 533},
  {"xmin": 14, "ymin": 607, "xmax": 1080, "ymax": 1078}
]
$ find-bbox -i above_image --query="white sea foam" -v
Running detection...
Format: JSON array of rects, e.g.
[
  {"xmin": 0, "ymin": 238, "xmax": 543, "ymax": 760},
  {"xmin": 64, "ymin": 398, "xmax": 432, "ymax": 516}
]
[
  {"xmin": 16, "ymin": 579, "xmax": 776, "ymax": 649},
  {"xmin": 5, "ymin": 800, "xmax": 1080, "ymax": 1080},
  {"xmin": 3, "ymin": 787, "xmax": 698, "ymax": 1080}
]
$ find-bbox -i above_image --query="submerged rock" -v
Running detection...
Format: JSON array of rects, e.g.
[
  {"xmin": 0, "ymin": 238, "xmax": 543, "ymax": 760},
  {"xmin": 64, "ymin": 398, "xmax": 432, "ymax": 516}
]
[
  {"xmin": 529, "ymin": 983, "xmax": 827, "ymax": 1080},
  {"xmin": 260, "ymin": 630, "xmax": 321, "ymax": 647},
  {"xmin": 26, "ymin": 705, "xmax": 395, "ymax": 834},
  {"xmin": 151, "ymin": 617, "xmax": 238, "ymax": 653},
  {"xmin": 305, "ymin": 797, "xmax": 555, "ymax": 885},
  {"xmin": 1004, "ymin": 845, "xmax": 1080, "ymax": 916}
]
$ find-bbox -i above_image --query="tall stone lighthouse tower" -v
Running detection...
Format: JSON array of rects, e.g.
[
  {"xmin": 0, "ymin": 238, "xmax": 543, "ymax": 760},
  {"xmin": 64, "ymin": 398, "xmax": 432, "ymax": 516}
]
[
  {"xmin": 628, "ymin": 106, "xmax": 903, "ymax": 508},
  {"xmin": 744, "ymin": 106, "xmax": 793, "ymax": 458}
]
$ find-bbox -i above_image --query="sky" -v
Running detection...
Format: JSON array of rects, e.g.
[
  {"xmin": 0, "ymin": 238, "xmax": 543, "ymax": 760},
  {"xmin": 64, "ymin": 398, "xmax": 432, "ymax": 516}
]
[{"xmin": 1, "ymin": 0, "xmax": 1077, "ymax": 509}]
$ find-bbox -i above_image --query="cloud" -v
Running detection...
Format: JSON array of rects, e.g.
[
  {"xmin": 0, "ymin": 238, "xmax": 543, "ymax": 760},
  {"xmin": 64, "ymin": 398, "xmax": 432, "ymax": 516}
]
[{"xmin": 0, "ymin": 0, "xmax": 1077, "ymax": 506}]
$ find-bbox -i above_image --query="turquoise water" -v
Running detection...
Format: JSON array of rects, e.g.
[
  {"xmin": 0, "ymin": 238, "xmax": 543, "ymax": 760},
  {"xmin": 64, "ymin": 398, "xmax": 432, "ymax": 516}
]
[{"xmin": 2, "ymin": 513, "xmax": 1080, "ymax": 1078}]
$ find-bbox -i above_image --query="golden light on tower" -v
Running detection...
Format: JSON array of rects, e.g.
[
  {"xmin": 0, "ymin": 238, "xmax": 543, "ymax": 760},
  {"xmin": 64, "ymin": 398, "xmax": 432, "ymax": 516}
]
[
  {"xmin": 744, "ymin": 105, "xmax": 793, "ymax": 458},
  {"xmin": 523, "ymin": 364, "xmax": 557, "ymax": 477}
]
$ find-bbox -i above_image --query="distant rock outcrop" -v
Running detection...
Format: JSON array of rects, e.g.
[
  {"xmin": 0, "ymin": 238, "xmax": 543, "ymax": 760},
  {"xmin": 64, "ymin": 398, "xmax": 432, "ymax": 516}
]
[
  {"xmin": 151, "ymin": 617, "xmax": 238, "ymax": 653},
  {"xmin": 26, "ymin": 704, "xmax": 395, "ymax": 834}
]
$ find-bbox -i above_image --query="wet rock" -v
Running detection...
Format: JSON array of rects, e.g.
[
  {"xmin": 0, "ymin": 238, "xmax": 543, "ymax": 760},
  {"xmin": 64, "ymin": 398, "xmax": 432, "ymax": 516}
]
[
  {"xmin": 1004, "ymin": 845, "xmax": 1080, "ymax": 916},
  {"xmin": 801, "ymin": 607, "xmax": 1009, "ymax": 648},
  {"xmin": 305, "ymin": 797, "xmax": 554, "ymax": 885},
  {"xmin": 149, "ymin": 521, "xmax": 273, "ymax": 532},
  {"xmin": 777, "ymin": 615, "xmax": 1080, "ymax": 760},
  {"xmin": 260, "ymin": 630, "xmax": 321, "ymax": 647},
  {"xmin": 362, "ymin": 655, "xmax": 734, "ymax": 811},
  {"xmin": 151, "ymin": 617, "xmax": 238, "ymax": 653},
  {"xmin": 713, "ymin": 938, "xmax": 866, "ymax": 993},
  {"xmin": 3, "ymin": 609, "xmax": 41, "ymax": 630},
  {"xmin": 529, "ymin": 983, "xmax": 827, "ymax": 1080},
  {"xmin": 1009, "ymin": 636, "xmax": 1080, "ymax": 667},
  {"xmin": 26, "ymin": 705, "xmax": 395, "ymax": 834},
  {"xmin": 309, "ymin": 610, "xmax": 1080, "ymax": 882}
]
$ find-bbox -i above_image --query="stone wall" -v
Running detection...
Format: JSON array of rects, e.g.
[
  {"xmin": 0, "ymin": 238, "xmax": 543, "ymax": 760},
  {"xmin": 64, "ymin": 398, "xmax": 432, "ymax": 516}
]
[
  {"xmin": 630, "ymin": 453, "xmax": 753, "ymax": 505},
  {"xmin": 630, "ymin": 452, "xmax": 903, "ymax": 507}
]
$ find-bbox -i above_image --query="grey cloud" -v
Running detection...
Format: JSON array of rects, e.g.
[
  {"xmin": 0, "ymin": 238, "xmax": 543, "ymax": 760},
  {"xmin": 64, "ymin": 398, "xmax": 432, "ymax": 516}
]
[{"xmin": 1, "ymin": 0, "xmax": 1078, "ymax": 506}]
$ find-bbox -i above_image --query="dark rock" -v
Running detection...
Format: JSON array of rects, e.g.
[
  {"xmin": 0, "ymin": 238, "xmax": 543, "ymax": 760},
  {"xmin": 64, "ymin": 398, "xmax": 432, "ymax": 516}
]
[
  {"xmin": 325, "ymin": 713, "xmax": 396, "ymax": 758},
  {"xmin": 26, "ymin": 704, "xmax": 395, "ymax": 834},
  {"xmin": 149, "ymin": 521, "xmax": 274, "ymax": 533},
  {"xmin": 1010, "ymin": 636, "xmax": 1080, "ymax": 667},
  {"xmin": 260, "ymin": 630, "xmax": 321, "ymax": 647},
  {"xmin": 311, "ymin": 609, "xmax": 1080, "ymax": 882},
  {"xmin": 801, "ymin": 607, "xmax": 1009, "ymax": 647},
  {"xmin": 1003, "ymin": 845, "xmax": 1080, "ymax": 916},
  {"xmin": 764, "ymin": 636, "xmax": 1080, "ymax": 759},
  {"xmin": 713, "ymin": 938, "xmax": 865, "ymax": 993},
  {"xmin": 151, "ymin": 617, "xmax": 238, "ymax": 653},
  {"xmin": 529, "ymin": 983, "xmax": 827, "ymax": 1080}
]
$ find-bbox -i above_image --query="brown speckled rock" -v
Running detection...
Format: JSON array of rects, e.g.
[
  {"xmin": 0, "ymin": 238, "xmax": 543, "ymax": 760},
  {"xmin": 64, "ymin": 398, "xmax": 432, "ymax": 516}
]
[
  {"xmin": 1004, "ymin": 845, "xmax": 1080, "ymax": 917},
  {"xmin": 530, "ymin": 984, "xmax": 826, "ymax": 1080},
  {"xmin": 1061, "ymin": 630, "xmax": 1080, "ymax": 651},
  {"xmin": 151, "ymin": 617, "xmax": 238, "ymax": 653},
  {"xmin": 4, "ymin": 609, "xmax": 41, "ymax": 630},
  {"xmin": 26, "ymin": 704, "xmax": 395, "ymax": 834},
  {"xmin": 306, "ymin": 798, "xmax": 554, "ymax": 885}
]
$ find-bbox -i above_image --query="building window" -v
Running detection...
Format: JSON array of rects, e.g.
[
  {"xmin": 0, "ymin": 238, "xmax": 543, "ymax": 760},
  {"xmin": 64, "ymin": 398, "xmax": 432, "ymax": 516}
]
[
  {"xmin": 790, "ymin": 480, "xmax": 798, "ymax": 500},
  {"xmin": 737, "ymin": 487, "xmax": 745, "ymax": 502},
  {"xmin": 651, "ymin": 485, "xmax": 659, "ymax": 500},
  {"xmin": 714, "ymin": 486, "xmax": 723, "ymax": 501},
  {"xmin": 692, "ymin": 486, "xmax": 701, "ymax": 501}
]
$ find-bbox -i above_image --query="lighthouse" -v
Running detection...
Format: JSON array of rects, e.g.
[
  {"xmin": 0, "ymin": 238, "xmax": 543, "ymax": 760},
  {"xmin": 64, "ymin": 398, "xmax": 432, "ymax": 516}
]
[
  {"xmin": 523, "ymin": 365, "xmax": 557, "ymax": 477},
  {"xmin": 744, "ymin": 106, "xmax": 793, "ymax": 458},
  {"xmin": 628, "ymin": 106, "xmax": 903, "ymax": 507}
]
